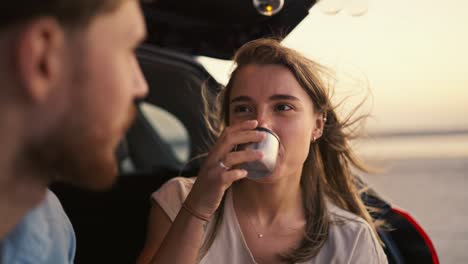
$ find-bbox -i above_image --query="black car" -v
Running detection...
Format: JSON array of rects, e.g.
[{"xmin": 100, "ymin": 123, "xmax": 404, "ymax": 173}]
[{"xmin": 52, "ymin": 0, "xmax": 439, "ymax": 263}]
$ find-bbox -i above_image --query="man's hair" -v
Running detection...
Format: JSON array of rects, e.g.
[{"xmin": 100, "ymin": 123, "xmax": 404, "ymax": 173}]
[{"xmin": 1, "ymin": 0, "xmax": 127, "ymax": 29}]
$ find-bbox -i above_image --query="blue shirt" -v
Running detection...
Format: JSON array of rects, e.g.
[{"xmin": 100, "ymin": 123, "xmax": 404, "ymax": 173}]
[{"xmin": 0, "ymin": 190, "xmax": 76, "ymax": 264}]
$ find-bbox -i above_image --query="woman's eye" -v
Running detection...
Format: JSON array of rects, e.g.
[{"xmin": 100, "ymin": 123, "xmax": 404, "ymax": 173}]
[
  {"xmin": 233, "ymin": 105, "xmax": 252, "ymax": 113},
  {"xmin": 275, "ymin": 104, "xmax": 292, "ymax": 112}
]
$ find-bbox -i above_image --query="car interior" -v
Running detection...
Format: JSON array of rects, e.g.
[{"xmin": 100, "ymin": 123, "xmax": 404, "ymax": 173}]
[{"xmin": 51, "ymin": 0, "xmax": 439, "ymax": 263}]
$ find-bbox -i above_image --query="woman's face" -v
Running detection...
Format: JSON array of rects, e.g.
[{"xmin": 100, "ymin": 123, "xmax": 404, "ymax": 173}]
[{"xmin": 229, "ymin": 64, "xmax": 324, "ymax": 182}]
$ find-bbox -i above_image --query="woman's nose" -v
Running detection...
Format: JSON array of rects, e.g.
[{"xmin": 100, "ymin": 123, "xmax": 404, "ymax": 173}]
[{"xmin": 256, "ymin": 109, "xmax": 272, "ymax": 130}]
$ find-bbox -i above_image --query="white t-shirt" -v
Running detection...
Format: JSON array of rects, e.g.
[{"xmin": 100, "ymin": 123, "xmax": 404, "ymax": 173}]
[{"xmin": 152, "ymin": 177, "xmax": 388, "ymax": 264}]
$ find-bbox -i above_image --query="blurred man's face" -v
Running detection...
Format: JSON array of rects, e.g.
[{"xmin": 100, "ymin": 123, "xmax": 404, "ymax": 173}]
[{"xmin": 35, "ymin": 0, "xmax": 148, "ymax": 189}]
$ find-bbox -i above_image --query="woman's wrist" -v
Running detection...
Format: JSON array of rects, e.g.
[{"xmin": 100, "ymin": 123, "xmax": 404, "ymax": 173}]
[{"xmin": 182, "ymin": 201, "xmax": 211, "ymax": 222}]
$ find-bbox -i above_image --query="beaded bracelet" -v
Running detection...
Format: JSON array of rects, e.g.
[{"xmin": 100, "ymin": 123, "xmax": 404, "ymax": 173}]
[{"xmin": 182, "ymin": 202, "xmax": 210, "ymax": 222}]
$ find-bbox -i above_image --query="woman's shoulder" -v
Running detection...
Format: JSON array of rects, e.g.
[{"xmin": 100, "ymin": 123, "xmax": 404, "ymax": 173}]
[
  {"xmin": 152, "ymin": 176, "xmax": 196, "ymax": 200},
  {"xmin": 327, "ymin": 202, "xmax": 368, "ymax": 226},
  {"xmin": 160, "ymin": 176, "xmax": 196, "ymax": 192},
  {"xmin": 324, "ymin": 202, "xmax": 388, "ymax": 263},
  {"xmin": 326, "ymin": 201, "xmax": 375, "ymax": 237},
  {"xmin": 151, "ymin": 177, "xmax": 197, "ymax": 221}
]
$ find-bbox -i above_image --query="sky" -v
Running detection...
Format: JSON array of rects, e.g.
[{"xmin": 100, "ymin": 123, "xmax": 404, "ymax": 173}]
[{"xmin": 199, "ymin": 0, "xmax": 468, "ymax": 135}]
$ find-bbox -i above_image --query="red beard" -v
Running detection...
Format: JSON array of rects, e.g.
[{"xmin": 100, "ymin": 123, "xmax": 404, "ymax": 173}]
[{"xmin": 28, "ymin": 105, "xmax": 136, "ymax": 190}]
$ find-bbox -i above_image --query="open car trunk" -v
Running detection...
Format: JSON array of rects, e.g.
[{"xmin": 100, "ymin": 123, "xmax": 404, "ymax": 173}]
[{"xmin": 142, "ymin": 0, "xmax": 316, "ymax": 59}]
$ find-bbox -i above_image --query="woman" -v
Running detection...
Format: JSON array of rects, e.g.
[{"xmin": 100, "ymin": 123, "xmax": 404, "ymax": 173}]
[{"xmin": 138, "ymin": 39, "xmax": 388, "ymax": 264}]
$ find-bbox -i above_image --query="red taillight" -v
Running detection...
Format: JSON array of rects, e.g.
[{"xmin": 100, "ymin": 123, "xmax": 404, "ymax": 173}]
[{"xmin": 392, "ymin": 207, "xmax": 440, "ymax": 264}]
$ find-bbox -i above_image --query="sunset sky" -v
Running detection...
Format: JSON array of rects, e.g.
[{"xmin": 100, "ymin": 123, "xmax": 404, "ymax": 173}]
[{"xmin": 199, "ymin": 0, "xmax": 468, "ymax": 135}]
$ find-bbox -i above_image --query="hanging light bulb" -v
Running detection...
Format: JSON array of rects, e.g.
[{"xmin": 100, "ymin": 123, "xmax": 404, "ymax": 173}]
[
  {"xmin": 318, "ymin": 0, "xmax": 344, "ymax": 15},
  {"xmin": 253, "ymin": 0, "xmax": 284, "ymax": 16},
  {"xmin": 345, "ymin": 0, "xmax": 368, "ymax": 16}
]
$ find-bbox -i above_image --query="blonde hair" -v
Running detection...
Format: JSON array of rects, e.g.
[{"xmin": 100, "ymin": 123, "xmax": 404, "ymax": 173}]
[{"xmin": 200, "ymin": 38, "xmax": 378, "ymax": 262}]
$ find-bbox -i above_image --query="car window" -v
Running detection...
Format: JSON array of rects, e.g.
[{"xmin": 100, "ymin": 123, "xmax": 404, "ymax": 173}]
[{"xmin": 140, "ymin": 102, "xmax": 190, "ymax": 163}]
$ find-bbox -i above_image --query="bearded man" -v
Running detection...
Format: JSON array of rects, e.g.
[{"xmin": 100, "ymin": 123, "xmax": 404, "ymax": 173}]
[{"xmin": 0, "ymin": 0, "xmax": 148, "ymax": 262}]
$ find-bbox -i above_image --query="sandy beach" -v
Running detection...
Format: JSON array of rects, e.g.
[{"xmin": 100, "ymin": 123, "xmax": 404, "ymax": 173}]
[{"xmin": 364, "ymin": 156, "xmax": 468, "ymax": 264}]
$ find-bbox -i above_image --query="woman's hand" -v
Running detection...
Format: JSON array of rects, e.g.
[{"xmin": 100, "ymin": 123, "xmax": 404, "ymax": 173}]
[{"xmin": 185, "ymin": 120, "xmax": 264, "ymax": 219}]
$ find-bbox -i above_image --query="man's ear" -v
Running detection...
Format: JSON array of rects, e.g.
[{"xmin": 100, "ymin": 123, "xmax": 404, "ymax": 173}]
[{"xmin": 15, "ymin": 18, "xmax": 65, "ymax": 104}]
